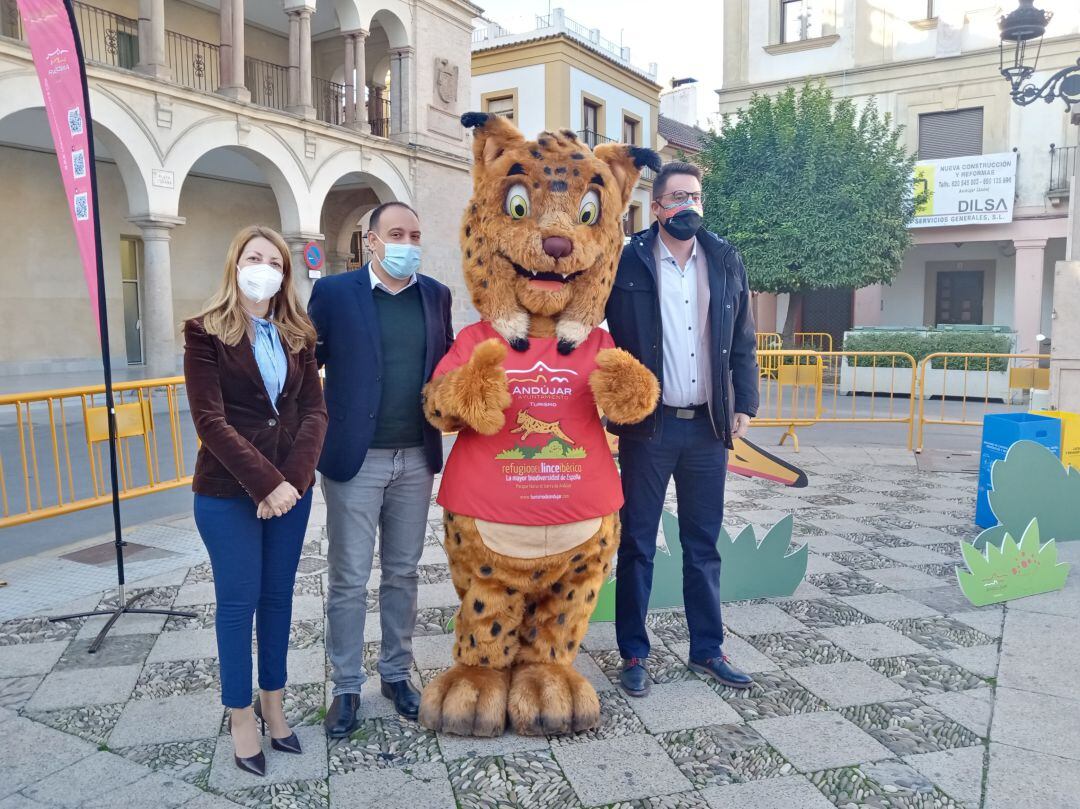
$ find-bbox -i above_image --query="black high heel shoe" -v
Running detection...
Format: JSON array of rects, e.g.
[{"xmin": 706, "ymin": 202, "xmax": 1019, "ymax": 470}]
[
  {"xmin": 254, "ymin": 696, "xmax": 302, "ymax": 754},
  {"xmin": 227, "ymin": 713, "xmax": 266, "ymax": 776}
]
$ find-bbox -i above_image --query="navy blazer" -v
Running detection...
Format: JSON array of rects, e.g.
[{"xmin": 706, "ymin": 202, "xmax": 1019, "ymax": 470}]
[
  {"xmin": 307, "ymin": 265, "xmax": 454, "ymax": 480},
  {"xmin": 604, "ymin": 223, "xmax": 759, "ymax": 448}
]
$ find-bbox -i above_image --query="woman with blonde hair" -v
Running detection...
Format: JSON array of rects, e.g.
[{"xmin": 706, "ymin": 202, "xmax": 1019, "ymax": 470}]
[{"xmin": 184, "ymin": 224, "xmax": 327, "ymax": 776}]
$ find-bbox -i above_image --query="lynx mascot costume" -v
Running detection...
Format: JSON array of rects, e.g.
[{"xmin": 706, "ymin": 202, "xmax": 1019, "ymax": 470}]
[{"xmin": 418, "ymin": 112, "xmax": 662, "ymax": 738}]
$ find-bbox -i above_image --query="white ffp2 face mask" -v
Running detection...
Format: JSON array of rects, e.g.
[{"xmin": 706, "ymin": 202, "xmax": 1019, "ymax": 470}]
[{"xmin": 237, "ymin": 263, "xmax": 284, "ymax": 303}]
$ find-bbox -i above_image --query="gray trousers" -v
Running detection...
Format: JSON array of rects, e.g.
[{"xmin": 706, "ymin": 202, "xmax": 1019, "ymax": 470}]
[{"xmin": 322, "ymin": 447, "xmax": 433, "ymax": 695}]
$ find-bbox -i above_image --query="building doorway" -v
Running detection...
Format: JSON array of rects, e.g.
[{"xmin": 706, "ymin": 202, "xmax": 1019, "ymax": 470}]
[
  {"xmin": 119, "ymin": 237, "xmax": 143, "ymax": 365},
  {"xmin": 934, "ymin": 270, "xmax": 984, "ymax": 325},
  {"xmin": 800, "ymin": 287, "xmax": 853, "ymax": 350}
]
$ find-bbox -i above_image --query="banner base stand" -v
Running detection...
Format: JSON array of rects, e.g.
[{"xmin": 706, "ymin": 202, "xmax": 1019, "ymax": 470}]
[{"xmin": 50, "ymin": 585, "xmax": 196, "ymax": 654}]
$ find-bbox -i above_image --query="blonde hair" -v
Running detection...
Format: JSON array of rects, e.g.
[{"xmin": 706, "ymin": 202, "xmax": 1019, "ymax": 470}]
[{"xmin": 194, "ymin": 225, "xmax": 316, "ymax": 353}]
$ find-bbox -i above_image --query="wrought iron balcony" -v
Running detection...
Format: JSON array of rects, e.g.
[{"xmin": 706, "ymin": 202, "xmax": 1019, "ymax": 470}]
[{"xmin": 1049, "ymin": 143, "xmax": 1075, "ymax": 198}]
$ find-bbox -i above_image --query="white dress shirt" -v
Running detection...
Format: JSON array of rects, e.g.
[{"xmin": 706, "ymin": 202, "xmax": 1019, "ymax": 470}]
[
  {"xmin": 369, "ymin": 263, "xmax": 418, "ymax": 295},
  {"xmin": 658, "ymin": 236, "xmax": 710, "ymax": 407}
]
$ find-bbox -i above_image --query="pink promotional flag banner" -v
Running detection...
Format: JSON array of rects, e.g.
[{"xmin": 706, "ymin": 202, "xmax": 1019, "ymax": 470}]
[{"xmin": 16, "ymin": 0, "xmax": 103, "ymax": 330}]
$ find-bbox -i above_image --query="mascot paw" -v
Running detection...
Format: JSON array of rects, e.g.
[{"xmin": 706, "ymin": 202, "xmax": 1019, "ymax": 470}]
[
  {"xmin": 590, "ymin": 348, "xmax": 660, "ymax": 425},
  {"xmin": 508, "ymin": 663, "xmax": 600, "ymax": 736},
  {"xmin": 419, "ymin": 665, "xmax": 510, "ymax": 737},
  {"xmin": 453, "ymin": 338, "xmax": 513, "ymax": 435}
]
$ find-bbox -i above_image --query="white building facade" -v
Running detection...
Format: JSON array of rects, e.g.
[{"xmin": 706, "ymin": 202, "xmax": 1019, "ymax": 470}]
[
  {"xmin": 0, "ymin": 0, "xmax": 479, "ymax": 378},
  {"xmin": 719, "ymin": 0, "xmax": 1080, "ymax": 357}
]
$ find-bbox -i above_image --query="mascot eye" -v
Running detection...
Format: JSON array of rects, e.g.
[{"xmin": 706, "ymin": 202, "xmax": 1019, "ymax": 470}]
[
  {"xmin": 578, "ymin": 190, "xmax": 601, "ymax": 226},
  {"xmin": 505, "ymin": 183, "xmax": 530, "ymax": 220}
]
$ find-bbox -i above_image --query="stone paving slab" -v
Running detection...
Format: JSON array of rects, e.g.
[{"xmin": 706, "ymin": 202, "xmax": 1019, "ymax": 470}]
[
  {"xmin": 992, "ymin": 686, "xmax": 1080, "ymax": 761},
  {"xmin": 787, "ymin": 661, "xmax": 912, "ymax": 708},
  {"xmin": 986, "ymin": 742, "xmax": 1080, "ymax": 809},
  {"xmin": 330, "ymin": 761, "xmax": 454, "ymax": 809},
  {"xmin": 839, "ymin": 592, "xmax": 941, "ymax": 621},
  {"xmin": 905, "ymin": 745, "xmax": 985, "ymax": 806},
  {"xmin": 819, "ymin": 622, "xmax": 929, "ymax": 660},
  {"xmin": 553, "ymin": 733, "xmax": 692, "ymax": 805},
  {"xmin": 109, "ymin": 691, "xmax": 223, "ymax": 747},
  {"xmin": 700, "ymin": 775, "xmax": 835, "ymax": 809},
  {"xmin": 0, "ymin": 717, "xmax": 96, "ymax": 798},
  {"xmin": 20, "ymin": 751, "xmax": 148, "ymax": 808},
  {"xmin": 25, "ymin": 664, "xmax": 143, "ymax": 711},
  {"xmin": 208, "ymin": 724, "xmax": 328, "ymax": 791},
  {"xmin": 625, "ymin": 680, "xmax": 741, "ymax": 733},
  {"xmin": 751, "ymin": 711, "xmax": 893, "ymax": 772},
  {"xmin": 0, "ymin": 641, "xmax": 67, "ymax": 677}
]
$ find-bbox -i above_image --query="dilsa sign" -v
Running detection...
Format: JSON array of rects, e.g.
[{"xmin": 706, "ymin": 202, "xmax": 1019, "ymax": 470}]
[{"xmin": 910, "ymin": 152, "xmax": 1017, "ymax": 228}]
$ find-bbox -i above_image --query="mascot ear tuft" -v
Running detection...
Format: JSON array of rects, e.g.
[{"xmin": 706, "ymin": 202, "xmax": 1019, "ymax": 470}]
[
  {"xmin": 629, "ymin": 146, "xmax": 663, "ymax": 173},
  {"xmin": 461, "ymin": 111, "xmax": 491, "ymax": 130}
]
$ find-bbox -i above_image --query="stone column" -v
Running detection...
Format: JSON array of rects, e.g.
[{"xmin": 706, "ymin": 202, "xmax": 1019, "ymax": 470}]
[
  {"xmin": 1013, "ymin": 238, "xmax": 1047, "ymax": 356},
  {"xmin": 389, "ymin": 46, "xmax": 413, "ymax": 139},
  {"xmin": 342, "ymin": 31, "xmax": 356, "ymax": 124},
  {"xmin": 754, "ymin": 292, "xmax": 778, "ymax": 333},
  {"xmin": 129, "ymin": 215, "xmax": 186, "ymax": 377},
  {"xmin": 135, "ymin": 0, "xmax": 169, "ymax": 80},
  {"xmin": 1051, "ymin": 119, "xmax": 1080, "ymax": 412},
  {"xmin": 284, "ymin": 234, "xmax": 322, "ymax": 304},
  {"xmin": 853, "ymin": 284, "xmax": 884, "ymax": 328},
  {"xmin": 218, "ymin": 0, "xmax": 250, "ymax": 101},
  {"xmin": 285, "ymin": 4, "xmax": 315, "ymax": 118},
  {"xmin": 352, "ymin": 29, "xmax": 369, "ymax": 133}
]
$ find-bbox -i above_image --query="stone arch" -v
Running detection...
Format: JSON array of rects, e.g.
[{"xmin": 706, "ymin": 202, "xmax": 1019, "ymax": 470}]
[
  {"xmin": 165, "ymin": 119, "xmax": 306, "ymax": 233},
  {"xmin": 0, "ymin": 71, "xmax": 153, "ymax": 216},
  {"xmin": 368, "ymin": 6, "xmax": 410, "ymax": 49},
  {"xmin": 308, "ymin": 149, "xmax": 413, "ymax": 216}
]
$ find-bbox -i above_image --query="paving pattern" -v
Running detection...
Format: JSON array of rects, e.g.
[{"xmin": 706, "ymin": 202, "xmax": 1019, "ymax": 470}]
[{"xmin": 0, "ymin": 444, "xmax": 1078, "ymax": 808}]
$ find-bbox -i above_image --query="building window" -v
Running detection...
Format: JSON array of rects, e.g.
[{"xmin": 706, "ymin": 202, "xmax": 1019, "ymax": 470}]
[
  {"xmin": 935, "ymin": 270, "xmax": 984, "ymax": 325},
  {"xmin": 781, "ymin": 0, "xmax": 823, "ymax": 43},
  {"xmin": 485, "ymin": 94, "xmax": 515, "ymax": 121},
  {"xmin": 622, "ymin": 116, "xmax": 639, "ymax": 146},
  {"xmin": 583, "ymin": 100, "xmax": 601, "ymax": 147},
  {"xmin": 918, "ymin": 108, "xmax": 984, "ymax": 160}
]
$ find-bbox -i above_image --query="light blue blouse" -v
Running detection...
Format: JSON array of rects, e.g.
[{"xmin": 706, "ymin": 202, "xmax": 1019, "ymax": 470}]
[{"xmin": 251, "ymin": 317, "xmax": 287, "ymax": 412}]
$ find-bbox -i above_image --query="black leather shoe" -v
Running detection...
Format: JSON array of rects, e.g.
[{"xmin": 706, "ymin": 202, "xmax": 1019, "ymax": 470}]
[
  {"xmin": 381, "ymin": 679, "xmax": 421, "ymax": 721},
  {"xmin": 324, "ymin": 693, "xmax": 362, "ymax": 738},
  {"xmin": 254, "ymin": 697, "xmax": 302, "ymax": 754},
  {"xmin": 689, "ymin": 654, "xmax": 753, "ymax": 690},
  {"xmin": 619, "ymin": 658, "xmax": 651, "ymax": 698},
  {"xmin": 227, "ymin": 714, "xmax": 266, "ymax": 777}
]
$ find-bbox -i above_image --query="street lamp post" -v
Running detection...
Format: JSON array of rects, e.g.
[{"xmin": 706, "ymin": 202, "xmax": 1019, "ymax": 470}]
[{"xmin": 999, "ymin": 0, "xmax": 1080, "ymax": 411}]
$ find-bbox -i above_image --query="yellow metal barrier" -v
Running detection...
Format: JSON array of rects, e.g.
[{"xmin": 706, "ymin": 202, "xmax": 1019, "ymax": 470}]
[
  {"xmin": 755, "ymin": 350, "xmax": 917, "ymax": 450},
  {"xmin": 756, "ymin": 332, "xmax": 783, "ymax": 378},
  {"xmin": 915, "ymin": 353, "xmax": 1049, "ymax": 452},
  {"xmin": 794, "ymin": 332, "xmax": 834, "ymax": 353},
  {"xmin": 0, "ymin": 377, "xmax": 193, "ymax": 528}
]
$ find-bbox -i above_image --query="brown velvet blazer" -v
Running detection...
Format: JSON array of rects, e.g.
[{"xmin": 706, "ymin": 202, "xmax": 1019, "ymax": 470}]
[{"xmin": 183, "ymin": 317, "xmax": 328, "ymax": 503}]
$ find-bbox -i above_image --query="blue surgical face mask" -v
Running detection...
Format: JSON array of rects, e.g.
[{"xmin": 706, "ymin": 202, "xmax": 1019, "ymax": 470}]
[{"xmin": 373, "ymin": 234, "xmax": 421, "ymax": 280}]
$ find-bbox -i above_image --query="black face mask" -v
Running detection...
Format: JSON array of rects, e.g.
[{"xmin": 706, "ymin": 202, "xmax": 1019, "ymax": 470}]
[{"xmin": 659, "ymin": 209, "xmax": 702, "ymax": 242}]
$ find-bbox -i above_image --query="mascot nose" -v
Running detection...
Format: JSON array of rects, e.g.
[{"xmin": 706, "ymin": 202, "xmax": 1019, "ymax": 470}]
[{"xmin": 542, "ymin": 236, "xmax": 573, "ymax": 258}]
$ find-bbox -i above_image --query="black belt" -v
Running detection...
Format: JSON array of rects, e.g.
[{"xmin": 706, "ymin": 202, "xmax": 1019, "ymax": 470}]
[{"xmin": 662, "ymin": 404, "xmax": 708, "ymax": 420}]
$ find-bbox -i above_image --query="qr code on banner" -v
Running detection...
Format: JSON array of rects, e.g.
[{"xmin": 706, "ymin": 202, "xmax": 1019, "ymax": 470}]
[
  {"xmin": 72, "ymin": 149, "xmax": 86, "ymax": 178},
  {"xmin": 67, "ymin": 107, "xmax": 84, "ymax": 135},
  {"xmin": 74, "ymin": 192, "xmax": 89, "ymax": 221}
]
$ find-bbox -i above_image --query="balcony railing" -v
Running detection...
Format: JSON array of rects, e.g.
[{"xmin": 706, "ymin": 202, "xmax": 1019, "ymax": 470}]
[
  {"xmin": 244, "ymin": 56, "xmax": 289, "ymax": 112},
  {"xmin": 577, "ymin": 129, "xmax": 614, "ymax": 149},
  {"xmin": 71, "ymin": 1, "xmax": 140, "ymax": 70},
  {"xmin": 1049, "ymin": 144, "xmax": 1076, "ymax": 197},
  {"xmin": 314, "ymin": 76, "xmax": 345, "ymax": 127},
  {"xmin": 369, "ymin": 96, "xmax": 391, "ymax": 138},
  {"xmin": 166, "ymin": 30, "xmax": 219, "ymax": 94}
]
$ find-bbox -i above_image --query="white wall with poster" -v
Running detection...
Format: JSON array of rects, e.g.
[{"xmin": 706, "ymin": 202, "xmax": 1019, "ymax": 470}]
[{"xmin": 910, "ymin": 152, "xmax": 1018, "ymax": 229}]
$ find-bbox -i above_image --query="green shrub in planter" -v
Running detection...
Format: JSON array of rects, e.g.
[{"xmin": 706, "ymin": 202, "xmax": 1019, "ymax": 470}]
[{"xmin": 843, "ymin": 330, "xmax": 1013, "ymax": 371}]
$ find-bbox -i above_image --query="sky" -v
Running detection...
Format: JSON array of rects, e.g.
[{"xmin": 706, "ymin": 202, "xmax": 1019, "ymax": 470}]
[{"xmin": 472, "ymin": 0, "xmax": 726, "ymax": 127}]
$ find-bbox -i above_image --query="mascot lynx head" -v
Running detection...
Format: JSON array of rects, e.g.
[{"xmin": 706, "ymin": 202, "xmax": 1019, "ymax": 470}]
[{"xmin": 459, "ymin": 112, "xmax": 661, "ymax": 354}]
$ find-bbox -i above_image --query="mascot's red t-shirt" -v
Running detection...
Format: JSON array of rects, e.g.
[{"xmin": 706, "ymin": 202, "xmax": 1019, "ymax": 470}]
[{"xmin": 434, "ymin": 322, "xmax": 624, "ymax": 525}]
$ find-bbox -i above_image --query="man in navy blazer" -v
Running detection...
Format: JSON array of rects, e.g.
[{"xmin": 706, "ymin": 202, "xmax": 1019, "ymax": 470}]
[{"xmin": 308, "ymin": 201, "xmax": 453, "ymax": 735}]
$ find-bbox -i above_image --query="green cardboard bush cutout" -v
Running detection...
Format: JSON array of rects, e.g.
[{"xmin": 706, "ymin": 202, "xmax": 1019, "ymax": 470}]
[
  {"xmin": 591, "ymin": 511, "xmax": 807, "ymax": 622},
  {"xmin": 976, "ymin": 440, "xmax": 1080, "ymax": 550},
  {"xmin": 957, "ymin": 519, "xmax": 1071, "ymax": 606}
]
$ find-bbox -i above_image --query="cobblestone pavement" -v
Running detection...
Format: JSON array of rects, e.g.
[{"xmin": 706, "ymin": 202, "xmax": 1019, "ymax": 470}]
[{"xmin": 1, "ymin": 444, "xmax": 1078, "ymax": 808}]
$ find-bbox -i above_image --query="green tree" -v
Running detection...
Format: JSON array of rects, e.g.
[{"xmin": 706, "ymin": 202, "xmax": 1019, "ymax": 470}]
[{"xmin": 698, "ymin": 83, "xmax": 918, "ymax": 342}]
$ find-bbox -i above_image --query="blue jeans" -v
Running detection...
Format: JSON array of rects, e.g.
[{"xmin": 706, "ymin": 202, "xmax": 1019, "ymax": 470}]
[
  {"xmin": 323, "ymin": 447, "xmax": 433, "ymax": 696},
  {"xmin": 616, "ymin": 410, "xmax": 728, "ymax": 662},
  {"xmin": 194, "ymin": 489, "xmax": 312, "ymax": 708}
]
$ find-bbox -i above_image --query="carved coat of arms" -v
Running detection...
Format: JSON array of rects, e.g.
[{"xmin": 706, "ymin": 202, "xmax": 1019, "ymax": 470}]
[{"xmin": 435, "ymin": 58, "xmax": 458, "ymax": 105}]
